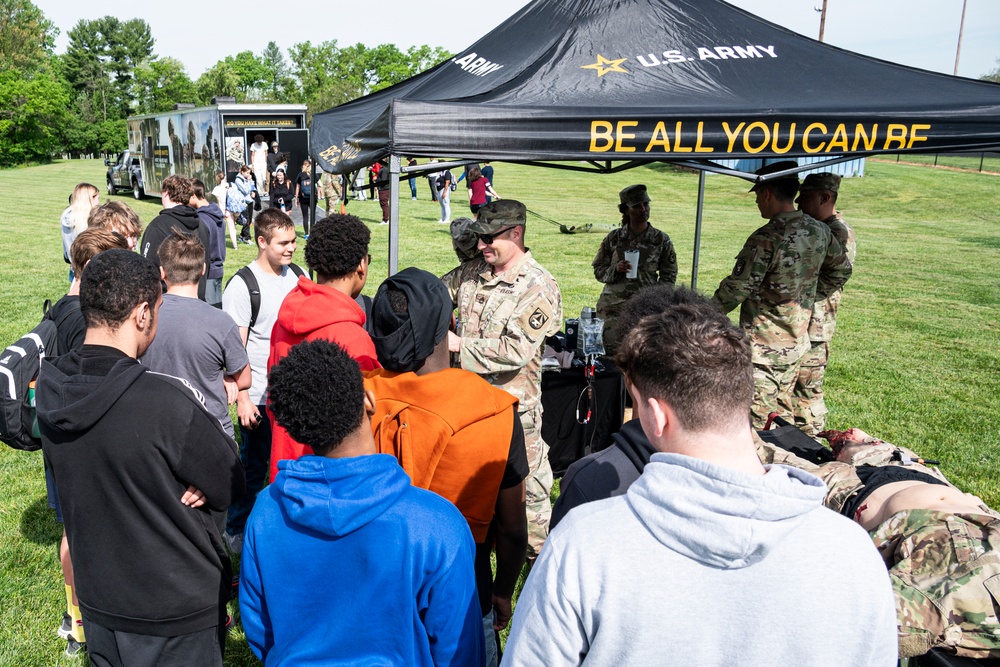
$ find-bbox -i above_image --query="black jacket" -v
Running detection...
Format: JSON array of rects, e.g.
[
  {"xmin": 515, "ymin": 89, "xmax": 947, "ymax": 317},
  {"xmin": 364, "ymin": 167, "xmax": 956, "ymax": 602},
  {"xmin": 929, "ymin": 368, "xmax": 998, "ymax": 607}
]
[
  {"xmin": 37, "ymin": 345, "xmax": 245, "ymax": 636},
  {"xmin": 139, "ymin": 205, "xmax": 212, "ymax": 300},
  {"xmin": 550, "ymin": 418, "xmax": 655, "ymax": 529}
]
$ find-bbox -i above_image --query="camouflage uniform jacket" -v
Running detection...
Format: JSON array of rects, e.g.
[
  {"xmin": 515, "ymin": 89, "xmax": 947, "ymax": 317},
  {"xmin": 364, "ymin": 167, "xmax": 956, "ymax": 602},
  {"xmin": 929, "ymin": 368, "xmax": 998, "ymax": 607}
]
[
  {"xmin": 713, "ymin": 210, "xmax": 852, "ymax": 367},
  {"xmin": 442, "ymin": 251, "xmax": 562, "ymax": 413},
  {"xmin": 592, "ymin": 223, "xmax": 677, "ymax": 291},
  {"xmin": 808, "ymin": 213, "xmax": 857, "ymax": 343}
]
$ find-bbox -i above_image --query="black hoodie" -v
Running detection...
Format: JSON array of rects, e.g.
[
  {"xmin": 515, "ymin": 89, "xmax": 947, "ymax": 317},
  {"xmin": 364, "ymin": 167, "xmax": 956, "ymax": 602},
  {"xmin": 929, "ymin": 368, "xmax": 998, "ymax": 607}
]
[
  {"xmin": 550, "ymin": 418, "xmax": 656, "ymax": 529},
  {"xmin": 36, "ymin": 345, "xmax": 245, "ymax": 636},
  {"xmin": 140, "ymin": 205, "xmax": 212, "ymax": 300}
]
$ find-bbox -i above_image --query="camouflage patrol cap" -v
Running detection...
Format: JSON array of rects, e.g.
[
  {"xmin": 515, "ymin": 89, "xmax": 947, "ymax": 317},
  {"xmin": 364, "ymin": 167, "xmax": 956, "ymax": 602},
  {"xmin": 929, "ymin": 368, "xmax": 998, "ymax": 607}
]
[
  {"xmin": 469, "ymin": 200, "xmax": 527, "ymax": 234},
  {"xmin": 799, "ymin": 172, "xmax": 842, "ymax": 193},
  {"xmin": 749, "ymin": 160, "xmax": 800, "ymax": 192},
  {"xmin": 449, "ymin": 217, "xmax": 480, "ymax": 263},
  {"xmin": 619, "ymin": 184, "xmax": 650, "ymax": 207}
]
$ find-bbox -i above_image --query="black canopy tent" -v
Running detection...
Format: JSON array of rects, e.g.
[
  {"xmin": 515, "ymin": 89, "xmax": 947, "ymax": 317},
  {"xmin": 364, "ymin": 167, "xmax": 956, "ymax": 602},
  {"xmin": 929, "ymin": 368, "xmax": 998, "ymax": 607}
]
[{"xmin": 311, "ymin": 0, "xmax": 1000, "ymax": 276}]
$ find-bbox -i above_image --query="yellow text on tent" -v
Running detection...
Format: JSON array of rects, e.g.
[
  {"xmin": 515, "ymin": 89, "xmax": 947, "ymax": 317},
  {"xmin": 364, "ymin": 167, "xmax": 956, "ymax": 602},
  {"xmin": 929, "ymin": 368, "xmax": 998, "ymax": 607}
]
[{"xmin": 589, "ymin": 120, "xmax": 931, "ymax": 154}]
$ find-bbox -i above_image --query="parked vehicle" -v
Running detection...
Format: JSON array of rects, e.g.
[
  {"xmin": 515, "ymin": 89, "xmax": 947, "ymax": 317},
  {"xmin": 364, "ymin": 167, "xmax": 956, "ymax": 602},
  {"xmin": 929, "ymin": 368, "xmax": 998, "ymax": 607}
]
[
  {"xmin": 123, "ymin": 102, "xmax": 308, "ymax": 199},
  {"xmin": 105, "ymin": 150, "xmax": 144, "ymax": 199}
]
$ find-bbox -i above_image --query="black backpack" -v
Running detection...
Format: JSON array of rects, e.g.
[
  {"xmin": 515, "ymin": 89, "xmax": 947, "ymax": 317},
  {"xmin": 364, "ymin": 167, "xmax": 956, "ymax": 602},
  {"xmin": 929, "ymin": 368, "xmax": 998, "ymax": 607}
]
[
  {"xmin": 226, "ymin": 264, "xmax": 306, "ymax": 332},
  {"xmin": 0, "ymin": 303, "xmax": 59, "ymax": 451}
]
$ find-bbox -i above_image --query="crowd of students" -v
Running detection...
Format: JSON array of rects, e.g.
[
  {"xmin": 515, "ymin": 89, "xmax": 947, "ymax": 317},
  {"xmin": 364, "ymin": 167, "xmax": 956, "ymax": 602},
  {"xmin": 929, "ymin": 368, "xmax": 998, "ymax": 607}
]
[{"xmin": 33, "ymin": 175, "xmax": 1000, "ymax": 666}]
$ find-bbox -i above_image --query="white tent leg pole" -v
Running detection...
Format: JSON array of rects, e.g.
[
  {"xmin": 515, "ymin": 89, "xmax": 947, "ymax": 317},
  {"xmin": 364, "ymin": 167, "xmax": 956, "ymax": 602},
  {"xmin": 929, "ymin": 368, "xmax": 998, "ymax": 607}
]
[
  {"xmin": 389, "ymin": 154, "xmax": 400, "ymax": 276},
  {"xmin": 691, "ymin": 170, "xmax": 706, "ymax": 289}
]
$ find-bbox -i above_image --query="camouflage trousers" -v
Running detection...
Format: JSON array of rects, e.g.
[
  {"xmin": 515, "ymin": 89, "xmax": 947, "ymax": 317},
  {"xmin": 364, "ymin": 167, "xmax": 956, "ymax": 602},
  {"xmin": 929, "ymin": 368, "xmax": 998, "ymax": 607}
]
[
  {"xmin": 750, "ymin": 362, "xmax": 799, "ymax": 429},
  {"xmin": 874, "ymin": 510, "xmax": 1000, "ymax": 659},
  {"xmin": 755, "ymin": 438, "xmax": 1000, "ymax": 659},
  {"xmin": 521, "ymin": 406, "xmax": 553, "ymax": 558},
  {"xmin": 322, "ymin": 173, "xmax": 342, "ymax": 214},
  {"xmin": 791, "ymin": 341, "xmax": 829, "ymax": 436}
]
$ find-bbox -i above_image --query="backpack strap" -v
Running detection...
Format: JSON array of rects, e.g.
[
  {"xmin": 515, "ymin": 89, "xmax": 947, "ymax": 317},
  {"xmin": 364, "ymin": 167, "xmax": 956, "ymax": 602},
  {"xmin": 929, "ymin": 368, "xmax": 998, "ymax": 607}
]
[
  {"xmin": 226, "ymin": 266, "xmax": 261, "ymax": 332},
  {"xmin": 225, "ymin": 263, "xmax": 306, "ymax": 334}
]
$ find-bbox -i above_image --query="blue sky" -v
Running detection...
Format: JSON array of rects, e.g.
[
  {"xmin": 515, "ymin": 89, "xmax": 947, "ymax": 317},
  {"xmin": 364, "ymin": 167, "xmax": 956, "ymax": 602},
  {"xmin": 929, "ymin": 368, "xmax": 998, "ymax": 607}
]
[{"xmin": 36, "ymin": 0, "xmax": 999, "ymax": 81}]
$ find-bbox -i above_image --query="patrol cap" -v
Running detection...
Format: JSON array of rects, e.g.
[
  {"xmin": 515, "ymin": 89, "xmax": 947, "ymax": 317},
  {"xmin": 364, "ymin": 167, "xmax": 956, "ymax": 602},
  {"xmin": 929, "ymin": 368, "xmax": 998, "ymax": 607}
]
[
  {"xmin": 619, "ymin": 184, "xmax": 650, "ymax": 207},
  {"xmin": 799, "ymin": 172, "xmax": 841, "ymax": 193},
  {"xmin": 450, "ymin": 217, "xmax": 480, "ymax": 262},
  {"xmin": 749, "ymin": 160, "xmax": 800, "ymax": 192},
  {"xmin": 469, "ymin": 200, "xmax": 527, "ymax": 234}
]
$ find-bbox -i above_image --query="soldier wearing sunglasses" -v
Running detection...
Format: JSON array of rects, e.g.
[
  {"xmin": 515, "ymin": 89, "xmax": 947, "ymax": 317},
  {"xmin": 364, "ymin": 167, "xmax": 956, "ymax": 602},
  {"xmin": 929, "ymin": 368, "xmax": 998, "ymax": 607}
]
[{"xmin": 442, "ymin": 200, "xmax": 563, "ymax": 561}]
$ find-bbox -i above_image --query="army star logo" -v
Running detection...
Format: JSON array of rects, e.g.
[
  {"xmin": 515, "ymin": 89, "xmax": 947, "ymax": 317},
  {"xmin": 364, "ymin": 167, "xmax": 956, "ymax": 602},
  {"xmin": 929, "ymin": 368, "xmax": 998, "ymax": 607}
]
[
  {"xmin": 581, "ymin": 54, "xmax": 629, "ymax": 77},
  {"xmin": 528, "ymin": 308, "xmax": 549, "ymax": 330}
]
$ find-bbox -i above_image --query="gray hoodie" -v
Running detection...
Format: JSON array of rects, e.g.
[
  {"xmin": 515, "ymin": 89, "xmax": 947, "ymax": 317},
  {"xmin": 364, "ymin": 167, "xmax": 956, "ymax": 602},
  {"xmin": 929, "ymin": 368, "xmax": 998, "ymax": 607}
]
[{"xmin": 503, "ymin": 452, "xmax": 898, "ymax": 666}]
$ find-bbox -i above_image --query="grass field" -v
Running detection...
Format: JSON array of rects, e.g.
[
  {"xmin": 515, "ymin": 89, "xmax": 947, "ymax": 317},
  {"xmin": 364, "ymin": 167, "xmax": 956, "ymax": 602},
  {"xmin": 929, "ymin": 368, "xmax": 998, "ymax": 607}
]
[{"xmin": 1, "ymin": 158, "xmax": 998, "ymax": 665}]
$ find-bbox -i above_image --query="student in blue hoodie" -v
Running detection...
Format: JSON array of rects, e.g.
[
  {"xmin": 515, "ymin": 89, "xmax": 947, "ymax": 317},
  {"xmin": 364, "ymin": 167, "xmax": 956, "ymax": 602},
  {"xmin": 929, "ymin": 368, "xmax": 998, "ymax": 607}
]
[{"xmin": 239, "ymin": 339, "xmax": 485, "ymax": 667}]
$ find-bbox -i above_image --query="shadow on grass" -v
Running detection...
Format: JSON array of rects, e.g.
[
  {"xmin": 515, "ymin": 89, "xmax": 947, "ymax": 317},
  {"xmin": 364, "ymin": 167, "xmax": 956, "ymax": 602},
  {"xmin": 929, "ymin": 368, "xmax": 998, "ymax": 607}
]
[
  {"xmin": 960, "ymin": 236, "xmax": 1000, "ymax": 250},
  {"xmin": 19, "ymin": 496, "xmax": 62, "ymax": 546}
]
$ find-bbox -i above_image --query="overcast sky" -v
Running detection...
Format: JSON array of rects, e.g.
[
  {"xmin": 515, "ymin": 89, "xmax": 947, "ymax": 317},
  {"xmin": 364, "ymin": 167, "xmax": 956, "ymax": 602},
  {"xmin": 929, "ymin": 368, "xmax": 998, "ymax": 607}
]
[{"xmin": 35, "ymin": 0, "xmax": 999, "ymax": 81}]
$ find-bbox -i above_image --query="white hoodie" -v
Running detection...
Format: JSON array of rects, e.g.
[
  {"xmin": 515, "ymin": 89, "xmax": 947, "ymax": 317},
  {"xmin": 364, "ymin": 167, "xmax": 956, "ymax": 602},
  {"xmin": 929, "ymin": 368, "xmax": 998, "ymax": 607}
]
[{"xmin": 503, "ymin": 452, "xmax": 898, "ymax": 666}]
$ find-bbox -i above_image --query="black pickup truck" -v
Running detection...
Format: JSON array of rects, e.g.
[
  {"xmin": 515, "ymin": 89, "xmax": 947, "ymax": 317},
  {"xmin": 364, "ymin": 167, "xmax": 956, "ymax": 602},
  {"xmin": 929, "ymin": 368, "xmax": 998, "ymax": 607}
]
[{"xmin": 105, "ymin": 150, "xmax": 145, "ymax": 199}]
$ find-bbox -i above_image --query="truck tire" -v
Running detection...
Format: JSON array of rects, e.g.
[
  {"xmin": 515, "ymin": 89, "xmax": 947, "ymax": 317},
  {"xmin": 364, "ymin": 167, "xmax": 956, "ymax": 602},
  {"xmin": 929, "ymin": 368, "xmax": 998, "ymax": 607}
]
[
  {"xmin": 107, "ymin": 178, "xmax": 117, "ymax": 195},
  {"xmin": 132, "ymin": 180, "xmax": 144, "ymax": 200}
]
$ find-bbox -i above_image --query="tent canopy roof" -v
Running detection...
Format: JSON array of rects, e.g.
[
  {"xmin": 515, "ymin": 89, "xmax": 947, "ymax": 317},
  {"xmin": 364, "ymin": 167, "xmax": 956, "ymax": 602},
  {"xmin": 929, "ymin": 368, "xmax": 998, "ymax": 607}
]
[{"xmin": 312, "ymin": 0, "xmax": 1000, "ymax": 175}]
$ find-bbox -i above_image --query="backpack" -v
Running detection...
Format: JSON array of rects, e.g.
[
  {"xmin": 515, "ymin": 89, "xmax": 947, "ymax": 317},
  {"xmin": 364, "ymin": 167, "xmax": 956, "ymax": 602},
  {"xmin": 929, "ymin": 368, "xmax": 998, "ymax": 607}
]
[
  {"xmin": 0, "ymin": 303, "xmax": 59, "ymax": 451},
  {"xmin": 226, "ymin": 264, "xmax": 306, "ymax": 332}
]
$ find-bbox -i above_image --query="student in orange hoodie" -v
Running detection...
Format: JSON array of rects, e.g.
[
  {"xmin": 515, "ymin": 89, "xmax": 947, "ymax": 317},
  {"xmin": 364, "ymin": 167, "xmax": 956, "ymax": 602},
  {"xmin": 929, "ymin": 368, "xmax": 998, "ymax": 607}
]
[
  {"xmin": 267, "ymin": 214, "xmax": 380, "ymax": 482},
  {"xmin": 365, "ymin": 268, "xmax": 528, "ymax": 667}
]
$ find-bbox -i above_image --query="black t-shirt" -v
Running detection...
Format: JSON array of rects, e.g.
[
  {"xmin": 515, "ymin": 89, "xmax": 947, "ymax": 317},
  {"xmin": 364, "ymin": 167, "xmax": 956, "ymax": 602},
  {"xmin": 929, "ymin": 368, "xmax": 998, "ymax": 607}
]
[
  {"xmin": 502, "ymin": 412, "xmax": 529, "ymax": 488},
  {"xmin": 435, "ymin": 170, "xmax": 454, "ymax": 191},
  {"xmin": 266, "ymin": 150, "xmax": 279, "ymax": 172},
  {"xmin": 295, "ymin": 172, "xmax": 312, "ymax": 199},
  {"xmin": 475, "ymin": 410, "xmax": 529, "ymax": 614},
  {"xmin": 375, "ymin": 167, "xmax": 391, "ymax": 191}
]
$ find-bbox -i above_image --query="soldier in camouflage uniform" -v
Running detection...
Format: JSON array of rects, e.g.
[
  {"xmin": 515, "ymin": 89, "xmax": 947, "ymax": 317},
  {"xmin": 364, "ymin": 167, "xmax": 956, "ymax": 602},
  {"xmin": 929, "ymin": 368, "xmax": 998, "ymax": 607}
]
[
  {"xmin": 592, "ymin": 184, "xmax": 677, "ymax": 353},
  {"xmin": 321, "ymin": 172, "xmax": 342, "ymax": 215},
  {"xmin": 712, "ymin": 161, "xmax": 852, "ymax": 428},
  {"xmin": 791, "ymin": 173, "xmax": 857, "ymax": 435},
  {"xmin": 756, "ymin": 430, "xmax": 1000, "ymax": 660},
  {"xmin": 442, "ymin": 200, "xmax": 563, "ymax": 557}
]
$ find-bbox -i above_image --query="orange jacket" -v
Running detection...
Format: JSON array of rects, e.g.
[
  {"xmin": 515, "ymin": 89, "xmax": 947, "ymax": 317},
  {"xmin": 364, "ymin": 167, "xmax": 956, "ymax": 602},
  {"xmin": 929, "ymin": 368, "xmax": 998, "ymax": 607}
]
[{"xmin": 364, "ymin": 368, "xmax": 517, "ymax": 542}]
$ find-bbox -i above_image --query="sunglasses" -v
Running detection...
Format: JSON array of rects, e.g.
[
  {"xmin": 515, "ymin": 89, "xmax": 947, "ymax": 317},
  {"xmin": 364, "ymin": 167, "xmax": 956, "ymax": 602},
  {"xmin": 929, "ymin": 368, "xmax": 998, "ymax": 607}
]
[{"xmin": 476, "ymin": 226, "xmax": 516, "ymax": 245}]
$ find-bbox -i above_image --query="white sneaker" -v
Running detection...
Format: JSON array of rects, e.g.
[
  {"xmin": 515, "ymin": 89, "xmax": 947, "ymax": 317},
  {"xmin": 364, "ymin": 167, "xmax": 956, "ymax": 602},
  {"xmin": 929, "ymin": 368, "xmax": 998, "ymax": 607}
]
[{"xmin": 379, "ymin": 221, "xmax": 389, "ymax": 225}]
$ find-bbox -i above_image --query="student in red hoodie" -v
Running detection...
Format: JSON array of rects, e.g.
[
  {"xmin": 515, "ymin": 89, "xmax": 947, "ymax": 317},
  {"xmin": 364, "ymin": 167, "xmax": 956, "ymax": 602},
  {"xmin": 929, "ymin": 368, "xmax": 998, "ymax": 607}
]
[{"xmin": 268, "ymin": 214, "xmax": 379, "ymax": 481}]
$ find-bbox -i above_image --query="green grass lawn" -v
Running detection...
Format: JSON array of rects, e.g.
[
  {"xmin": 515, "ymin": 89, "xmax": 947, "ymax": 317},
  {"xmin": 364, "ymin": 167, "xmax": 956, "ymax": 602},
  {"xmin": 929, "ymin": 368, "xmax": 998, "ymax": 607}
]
[{"xmin": 1, "ymin": 158, "xmax": 998, "ymax": 665}]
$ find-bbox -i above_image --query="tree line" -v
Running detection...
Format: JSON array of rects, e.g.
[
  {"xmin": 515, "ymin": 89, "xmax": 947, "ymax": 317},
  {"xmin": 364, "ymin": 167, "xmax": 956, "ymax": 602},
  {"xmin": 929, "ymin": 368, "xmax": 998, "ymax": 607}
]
[{"xmin": 0, "ymin": 0, "xmax": 451, "ymax": 167}]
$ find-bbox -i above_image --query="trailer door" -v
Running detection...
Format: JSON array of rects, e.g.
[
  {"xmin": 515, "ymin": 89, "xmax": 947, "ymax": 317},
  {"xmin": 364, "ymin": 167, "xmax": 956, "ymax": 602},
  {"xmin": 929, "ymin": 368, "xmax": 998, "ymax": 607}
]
[{"xmin": 277, "ymin": 128, "xmax": 309, "ymax": 183}]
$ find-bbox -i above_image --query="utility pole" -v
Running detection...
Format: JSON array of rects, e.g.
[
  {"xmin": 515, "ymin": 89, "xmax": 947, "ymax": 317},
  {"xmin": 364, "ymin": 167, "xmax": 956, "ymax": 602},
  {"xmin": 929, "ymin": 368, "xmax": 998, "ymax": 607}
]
[
  {"xmin": 815, "ymin": 0, "xmax": 828, "ymax": 42},
  {"xmin": 954, "ymin": 0, "xmax": 968, "ymax": 75}
]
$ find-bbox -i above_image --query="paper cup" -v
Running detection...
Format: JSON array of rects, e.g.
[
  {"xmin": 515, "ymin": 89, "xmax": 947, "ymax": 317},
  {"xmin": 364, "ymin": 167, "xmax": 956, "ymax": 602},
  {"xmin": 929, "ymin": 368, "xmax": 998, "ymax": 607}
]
[{"xmin": 624, "ymin": 250, "xmax": 640, "ymax": 279}]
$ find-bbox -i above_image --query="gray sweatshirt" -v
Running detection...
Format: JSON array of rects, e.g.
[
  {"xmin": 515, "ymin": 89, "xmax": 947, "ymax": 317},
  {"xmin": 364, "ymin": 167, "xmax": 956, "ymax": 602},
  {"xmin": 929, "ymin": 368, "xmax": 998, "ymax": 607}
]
[{"xmin": 504, "ymin": 452, "xmax": 898, "ymax": 666}]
